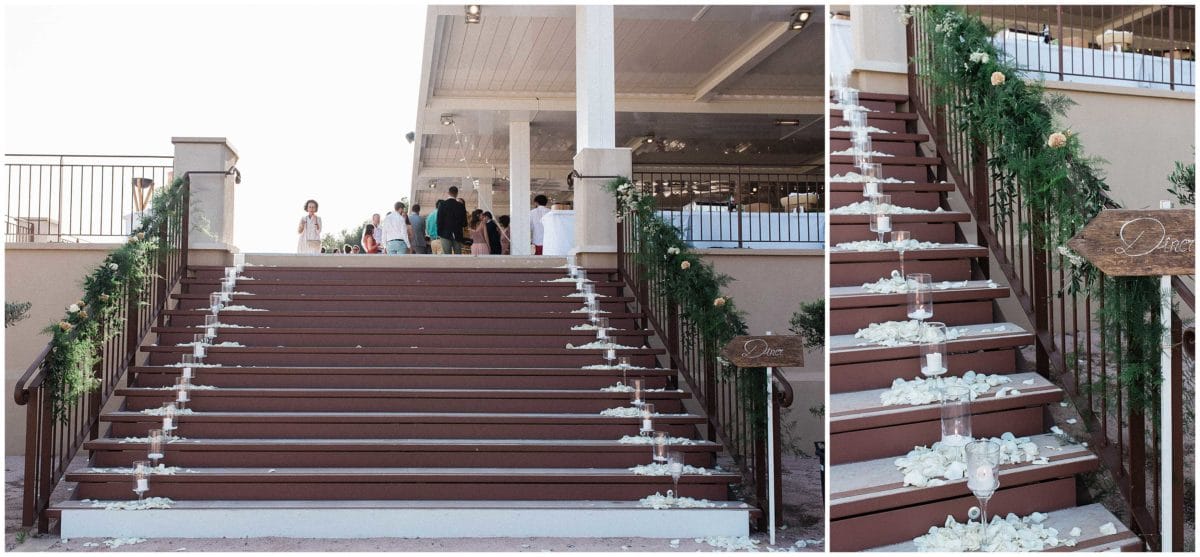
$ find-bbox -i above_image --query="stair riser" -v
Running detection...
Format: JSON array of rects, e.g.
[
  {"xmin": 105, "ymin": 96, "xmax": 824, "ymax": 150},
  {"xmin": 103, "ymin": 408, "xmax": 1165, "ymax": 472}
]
[
  {"xmin": 830, "ymin": 300, "xmax": 995, "ymax": 335},
  {"xmin": 185, "ymin": 284, "xmax": 626, "ymax": 296},
  {"xmin": 842, "ymin": 99, "xmax": 900, "ymax": 111},
  {"xmin": 121, "ymin": 394, "xmax": 686, "ymax": 414},
  {"xmin": 830, "ymin": 477, "xmax": 1076, "ymax": 551},
  {"xmin": 831, "ymin": 138, "xmax": 917, "ymax": 157},
  {"xmin": 830, "ymin": 164, "xmax": 927, "ymax": 182},
  {"xmin": 145, "ymin": 351, "xmax": 661, "ymax": 368},
  {"xmin": 71, "ymin": 482, "xmax": 731, "ymax": 502},
  {"xmin": 90, "ymin": 449, "xmax": 715, "ymax": 469},
  {"xmin": 154, "ymin": 332, "xmax": 650, "ymax": 349},
  {"xmin": 176, "ymin": 299, "xmax": 628, "ymax": 313},
  {"xmin": 830, "ymin": 117, "xmax": 907, "ymax": 133},
  {"xmin": 829, "ymin": 222, "xmax": 957, "ymax": 244},
  {"xmin": 164, "ymin": 314, "xmax": 641, "ymax": 331},
  {"xmin": 829, "ymin": 406, "xmax": 1044, "ymax": 465},
  {"xmin": 830, "ymin": 191, "xmax": 941, "ymax": 211},
  {"xmin": 830, "ymin": 259, "xmax": 970, "ymax": 287},
  {"xmin": 107, "ymin": 421, "xmax": 702, "ymax": 440},
  {"xmin": 830, "ymin": 350, "xmax": 1017, "ymax": 393},
  {"xmin": 192, "ymin": 270, "xmax": 605, "ymax": 282},
  {"xmin": 132, "ymin": 372, "xmax": 672, "ymax": 390}
]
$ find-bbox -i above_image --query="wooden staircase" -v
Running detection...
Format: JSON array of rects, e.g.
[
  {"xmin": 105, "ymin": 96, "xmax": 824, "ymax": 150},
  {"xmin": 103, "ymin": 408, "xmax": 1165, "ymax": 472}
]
[
  {"xmin": 54, "ymin": 260, "xmax": 752, "ymax": 539},
  {"xmin": 827, "ymin": 92, "xmax": 1143, "ymax": 552}
]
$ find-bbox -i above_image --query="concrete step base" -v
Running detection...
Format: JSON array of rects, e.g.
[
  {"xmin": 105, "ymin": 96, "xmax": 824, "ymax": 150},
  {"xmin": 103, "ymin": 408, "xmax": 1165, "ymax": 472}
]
[{"xmin": 57, "ymin": 500, "xmax": 751, "ymax": 539}]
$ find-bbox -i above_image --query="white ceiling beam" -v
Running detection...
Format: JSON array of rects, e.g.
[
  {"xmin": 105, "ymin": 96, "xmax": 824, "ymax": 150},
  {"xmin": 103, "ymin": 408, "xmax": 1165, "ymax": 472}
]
[
  {"xmin": 430, "ymin": 5, "xmax": 794, "ymax": 22},
  {"xmin": 427, "ymin": 94, "xmax": 824, "ymax": 115},
  {"xmin": 416, "ymin": 164, "xmax": 573, "ymax": 180},
  {"xmin": 1089, "ymin": 5, "xmax": 1163, "ymax": 36},
  {"xmin": 693, "ymin": 22, "xmax": 795, "ymax": 102}
]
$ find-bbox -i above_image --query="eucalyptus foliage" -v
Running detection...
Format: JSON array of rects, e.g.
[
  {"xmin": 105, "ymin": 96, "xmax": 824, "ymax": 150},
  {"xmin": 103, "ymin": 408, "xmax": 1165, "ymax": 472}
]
[
  {"xmin": 915, "ymin": 6, "xmax": 1168, "ymax": 413},
  {"xmin": 789, "ymin": 300, "xmax": 825, "ymax": 350},
  {"xmin": 39, "ymin": 176, "xmax": 186, "ymax": 420},
  {"xmin": 605, "ymin": 177, "xmax": 770, "ymax": 440},
  {"xmin": 6, "ymin": 301, "xmax": 31, "ymax": 327},
  {"xmin": 1168, "ymin": 159, "xmax": 1195, "ymax": 207}
]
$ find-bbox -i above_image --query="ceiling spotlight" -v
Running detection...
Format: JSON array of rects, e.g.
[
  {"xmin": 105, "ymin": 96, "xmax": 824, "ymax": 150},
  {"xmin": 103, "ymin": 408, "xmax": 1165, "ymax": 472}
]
[
  {"xmin": 440, "ymin": 114, "xmax": 454, "ymax": 126},
  {"xmin": 774, "ymin": 119, "xmax": 802, "ymax": 126},
  {"xmin": 465, "ymin": 5, "xmax": 481, "ymax": 24},
  {"xmin": 644, "ymin": 133, "xmax": 655, "ymax": 144},
  {"xmin": 790, "ymin": 9, "xmax": 811, "ymax": 30}
]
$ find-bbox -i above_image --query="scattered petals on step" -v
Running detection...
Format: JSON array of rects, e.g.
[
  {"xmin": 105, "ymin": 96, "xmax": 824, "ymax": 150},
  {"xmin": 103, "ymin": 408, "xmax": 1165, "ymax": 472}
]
[
  {"xmin": 832, "ymin": 239, "xmax": 944, "ymax": 253},
  {"xmin": 209, "ymin": 305, "xmax": 267, "ymax": 312},
  {"xmin": 830, "ymin": 125, "xmax": 894, "ymax": 135},
  {"xmin": 147, "ymin": 384, "xmax": 218, "ymax": 390},
  {"xmin": 618, "ymin": 434, "xmax": 696, "ymax": 445},
  {"xmin": 894, "ymin": 433, "xmax": 1042, "ymax": 486},
  {"xmin": 570, "ymin": 324, "xmax": 622, "ymax": 331},
  {"xmin": 580, "ymin": 364, "xmax": 650, "ymax": 370},
  {"xmin": 698, "ymin": 536, "xmax": 760, "ymax": 551},
  {"xmin": 564, "ymin": 292, "xmax": 608, "ymax": 298},
  {"xmin": 140, "ymin": 407, "xmax": 196, "ymax": 416},
  {"xmin": 571, "ymin": 307, "xmax": 610, "ymax": 314},
  {"xmin": 600, "ymin": 383, "xmax": 670, "ymax": 393},
  {"xmin": 102, "ymin": 537, "xmax": 147, "ymax": 548},
  {"xmin": 1099, "ymin": 522, "xmax": 1117, "ymax": 536},
  {"xmin": 880, "ymin": 371, "xmax": 1011, "ymax": 406},
  {"xmin": 87, "ymin": 464, "xmax": 188, "ymax": 475},
  {"xmin": 566, "ymin": 341, "xmax": 639, "ymax": 350},
  {"xmin": 600, "ymin": 406, "xmax": 666, "ymax": 417},
  {"xmin": 630, "ymin": 463, "xmax": 712, "ymax": 476},
  {"xmin": 861, "ymin": 271, "xmax": 977, "ymax": 294},
  {"xmin": 639, "ymin": 492, "xmax": 717, "ymax": 509},
  {"xmin": 829, "ymin": 201, "xmax": 939, "ymax": 215},
  {"xmin": 830, "ymin": 171, "xmax": 911, "ymax": 183},
  {"xmin": 176, "ymin": 341, "xmax": 245, "ymax": 348},
  {"xmin": 193, "ymin": 323, "xmax": 255, "ymax": 328},
  {"xmin": 541, "ymin": 277, "xmax": 592, "ymax": 283},
  {"xmin": 913, "ymin": 511, "xmax": 1077, "ymax": 552},
  {"xmin": 165, "ymin": 362, "xmax": 223, "ymax": 367},
  {"xmin": 853, "ymin": 320, "xmax": 964, "ymax": 347},
  {"xmin": 830, "ymin": 148, "xmax": 895, "ymax": 158},
  {"xmin": 830, "ymin": 103, "xmax": 876, "ymax": 112},
  {"xmin": 84, "ymin": 497, "xmax": 174, "ymax": 511}
]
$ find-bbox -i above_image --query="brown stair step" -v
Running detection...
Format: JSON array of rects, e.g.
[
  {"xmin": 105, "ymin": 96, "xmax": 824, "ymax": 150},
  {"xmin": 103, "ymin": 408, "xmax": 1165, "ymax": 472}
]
[
  {"xmin": 829, "ymin": 131, "xmax": 929, "ymax": 143},
  {"xmin": 831, "ymin": 163, "xmax": 927, "ymax": 182},
  {"xmin": 833, "ymin": 350, "xmax": 1019, "ymax": 393},
  {"xmin": 864, "ymin": 503, "xmax": 1141, "ymax": 552},
  {"xmin": 828, "ymin": 213, "xmax": 968, "ymax": 244},
  {"xmin": 182, "ymin": 280, "xmax": 625, "ymax": 296},
  {"xmin": 152, "ymin": 328, "xmax": 652, "ymax": 349},
  {"xmin": 66, "ymin": 466, "xmax": 739, "ymax": 502},
  {"xmin": 117, "ymin": 387, "xmax": 689, "ymax": 414},
  {"xmin": 829, "ymin": 373, "xmax": 1061, "ymax": 464},
  {"xmin": 828, "ymin": 155, "xmax": 940, "ymax": 166},
  {"xmin": 161, "ymin": 310, "xmax": 644, "ymax": 332},
  {"xmin": 831, "ymin": 109, "xmax": 918, "ymax": 121},
  {"xmin": 831, "ymin": 476, "xmax": 1079, "ymax": 551},
  {"xmin": 829, "ymin": 245, "xmax": 987, "ymax": 286},
  {"xmin": 174, "ymin": 297, "xmax": 632, "ymax": 313},
  {"xmin": 130, "ymin": 366, "xmax": 675, "ymax": 390},
  {"xmin": 830, "ymin": 117, "xmax": 907, "ymax": 134},
  {"xmin": 829, "ymin": 281, "xmax": 1009, "ymax": 334},
  {"xmin": 85, "ymin": 438, "xmax": 721, "ymax": 468},
  {"xmin": 829, "ymin": 182, "xmax": 952, "ymax": 192},
  {"xmin": 102, "ymin": 411, "xmax": 707, "ymax": 440},
  {"xmin": 831, "ymin": 432, "xmax": 1097, "ymax": 519},
  {"xmin": 830, "ymin": 322, "xmax": 1033, "ymax": 366},
  {"xmin": 831, "ymin": 138, "xmax": 917, "ymax": 157},
  {"xmin": 828, "ymin": 212, "xmax": 968, "ymax": 225},
  {"xmin": 143, "ymin": 346, "xmax": 664, "ymax": 368},
  {"xmin": 189, "ymin": 266, "xmax": 616, "ymax": 283}
]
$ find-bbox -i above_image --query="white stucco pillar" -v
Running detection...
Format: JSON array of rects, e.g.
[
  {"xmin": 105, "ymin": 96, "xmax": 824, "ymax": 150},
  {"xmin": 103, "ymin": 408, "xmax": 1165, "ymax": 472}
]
[
  {"xmin": 575, "ymin": 5, "xmax": 616, "ymax": 150},
  {"xmin": 476, "ymin": 178, "xmax": 494, "ymax": 213},
  {"xmin": 509, "ymin": 120, "xmax": 532, "ymax": 255},
  {"xmin": 172, "ymin": 137, "xmax": 238, "ymax": 250},
  {"xmin": 573, "ymin": 148, "xmax": 628, "ymax": 266}
]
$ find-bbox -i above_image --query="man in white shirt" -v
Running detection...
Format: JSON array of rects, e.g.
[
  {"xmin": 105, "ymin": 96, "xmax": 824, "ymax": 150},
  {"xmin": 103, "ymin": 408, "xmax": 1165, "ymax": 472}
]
[
  {"xmin": 529, "ymin": 195, "xmax": 551, "ymax": 255},
  {"xmin": 380, "ymin": 201, "xmax": 411, "ymax": 254},
  {"xmin": 370, "ymin": 213, "xmax": 382, "ymax": 245}
]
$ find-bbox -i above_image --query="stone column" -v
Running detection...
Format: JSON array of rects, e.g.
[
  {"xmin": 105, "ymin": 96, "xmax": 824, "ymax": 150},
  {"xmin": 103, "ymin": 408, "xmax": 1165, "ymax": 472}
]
[
  {"xmin": 849, "ymin": 5, "xmax": 909, "ymax": 94},
  {"xmin": 509, "ymin": 120, "xmax": 532, "ymax": 255},
  {"xmin": 573, "ymin": 148, "xmax": 628, "ymax": 267},
  {"xmin": 172, "ymin": 137, "xmax": 239, "ymax": 251}
]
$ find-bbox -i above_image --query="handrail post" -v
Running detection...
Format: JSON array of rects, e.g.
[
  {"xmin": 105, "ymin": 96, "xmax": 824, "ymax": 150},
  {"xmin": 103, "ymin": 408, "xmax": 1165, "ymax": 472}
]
[
  {"xmin": 1056, "ymin": 6, "xmax": 1064, "ymax": 82},
  {"xmin": 771, "ymin": 385, "xmax": 784, "ymax": 527},
  {"xmin": 155, "ymin": 218, "xmax": 169, "ymax": 327},
  {"xmin": 21, "ymin": 390, "xmax": 39, "ymax": 527},
  {"xmin": 1169, "ymin": 7, "xmax": 1176, "ymax": 91},
  {"xmin": 734, "ymin": 173, "xmax": 744, "ymax": 249},
  {"xmin": 35, "ymin": 392, "xmax": 53, "ymax": 532},
  {"xmin": 125, "ymin": 281, "xmax": 141, "ymax": 370},
  {"xmin": 1031, "ymin": 210, "xmax": 1051, "ymax": 375},
  {"xmin": 971, "ymin": 140, "xmax": 990, "ymax": 279},
  {"xmin": 1170, "ymin": 310, "xmax": 1184, "ymax": 549},
  {"xmin": 180, "ymin": 179, "xmax": 190, "ymax": 277}
]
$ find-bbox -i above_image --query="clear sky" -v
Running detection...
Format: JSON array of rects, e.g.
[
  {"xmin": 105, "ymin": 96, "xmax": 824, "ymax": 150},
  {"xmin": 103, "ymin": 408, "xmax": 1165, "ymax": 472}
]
[{"xmin": 5, "ymin": 2, "xmax": 426, "ymax": 252}]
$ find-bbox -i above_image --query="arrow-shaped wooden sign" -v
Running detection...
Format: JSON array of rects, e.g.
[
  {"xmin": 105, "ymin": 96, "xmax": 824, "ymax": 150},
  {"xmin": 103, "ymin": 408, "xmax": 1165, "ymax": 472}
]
[
  {"xmin": 1066, "ymin": 209, "xmax": 1195, "ymax": 276},
  {"xmin": 720, "ymin": 335, "xmax": 805, "ymax": 368}
]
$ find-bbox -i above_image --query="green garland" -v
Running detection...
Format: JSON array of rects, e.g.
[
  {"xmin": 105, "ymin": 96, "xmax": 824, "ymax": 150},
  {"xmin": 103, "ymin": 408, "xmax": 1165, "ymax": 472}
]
[
  {"xmin": 39, "ymin": 176, "xmax": 187, "ymax": 420},
  {"xmin": 789, "ymin": 300, "xmax": 824, "ymax": 350},
  {"xmin": 605, "ymin": 177, "xmax": 769, "ymax": 439},
  {"xmin": 914, "ymin": 6, "xmax": 1166, "ymax": 413}
]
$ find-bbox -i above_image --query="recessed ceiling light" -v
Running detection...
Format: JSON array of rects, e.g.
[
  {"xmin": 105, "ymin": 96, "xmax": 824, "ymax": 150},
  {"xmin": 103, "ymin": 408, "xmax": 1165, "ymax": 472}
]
[{"xmin": 465, "ymin": 5, "xmax": 481, "ymax": 24}]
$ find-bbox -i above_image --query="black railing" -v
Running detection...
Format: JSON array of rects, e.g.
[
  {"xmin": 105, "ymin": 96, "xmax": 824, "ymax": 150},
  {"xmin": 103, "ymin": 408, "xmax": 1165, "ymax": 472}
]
[
  {"xmin": 13, "ymin": 177, "xmax": 190, "ymax": 532},
  {"xmin": 631, "ymin": 166, "xmax": 825, "ymax": 249},
  {"xmin": 617, "ymin": 203, "xmax": 795, "ymax": 527},
  {"xmin": 908, "ymin": 10, "xmax": 1192, "ymax": 550},
  {"xmin": 962, "ymin": 5, "xmax": 1195, "ymax": 90},
  {"xmin": 5, "ymin": 154, "xmax": 174, "ymax": 242}
]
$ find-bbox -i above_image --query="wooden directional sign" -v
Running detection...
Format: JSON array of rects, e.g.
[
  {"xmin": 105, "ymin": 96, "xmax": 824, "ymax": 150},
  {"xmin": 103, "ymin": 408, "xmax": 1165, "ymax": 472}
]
[
  {"xmin": 720, "ymin": 335, "xmax": 805, "ymax": 368},
  {"xmin": 1067, "ymin": 209, "xmax": 1195, "ymax": 276}
]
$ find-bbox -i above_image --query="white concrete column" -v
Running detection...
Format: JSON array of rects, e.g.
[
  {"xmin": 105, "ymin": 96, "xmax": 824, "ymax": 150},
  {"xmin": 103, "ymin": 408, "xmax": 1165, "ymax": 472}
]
[
  {"xmin": 509, "ymin": 121, "xmax": 532, "ymax": 255},
  {"xmin": 575, "ymin": 5, "xmax": 616, "ymax": 150},
  {"xmin": 476, "ymin": 178, "xmax": 494, "ymax": 213},
  {"xmin": 172, "ymin": 137, "xmax": 238, "ymax": 250},
  {"xmin": 572, "ymin": 147, "xmax": 629, "ymax": 266}
]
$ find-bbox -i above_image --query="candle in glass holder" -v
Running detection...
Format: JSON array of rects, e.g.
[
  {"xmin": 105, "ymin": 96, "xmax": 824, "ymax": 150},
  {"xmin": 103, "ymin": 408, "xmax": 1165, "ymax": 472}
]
[
  {"xmin": 640, "ymin": 403, "xmax": 655, "ymax": 435},
  {"xmin": 147, "ymin": 429, "xmax": 165, "ymax": 464},
  {"xmin": 192, "ymin": 343, "xmax": 205, "ymax": 359},
  {"xmin": 920, "ymin": 323, "xmax": 948, "ymax": 376},
  {"xmin": 161, "ymin": 403, "xmax": 177, "ymax": 433},
  {"xmin": 597, "ymin": 327, "xmax": 609, "ymax": 341},
  {"xmin": 605, "ymin": 348, "xmax": 617, "ymax": 367},
  {"xmin": 225, "ymin": 267, "xmax": 237, "ymax": 280},
  {"xmin": 182, "ymin": 366, "xmax": 193, "ymax": 380},
  {"xmin": 652, "ymin": 431, "xmax": 669, "ymax": 463},
  {"xmin": 233, "ymin": 253, "xmax": 245, "ymax": 273},
  {"xmin": 907, "ymin": 273, "xmax": 934, "ymax": 320},
  {"xmin": 597, "ymin": 317, "xmax": 610, "ymax": 330},
  {"xmin": 588, "ymin": 309, "xmax": 601, "ymax": 325},
  {"xmin": 132, "ymin": 460, "xmax": 150, "ymax": 500},
  {"xmin": 965, "ymin": 441, "xmax": 1000, "ymax": 496},
  {"xmin": 940, "ymin": 385, "xmax": 972, "ymax": 447},
  {"xmin": 618, "ymin": 356, "xmax": 631, "ymax": 369},
  {"xmin": 630, "ymin": 378, "xmax": 645, "ymax": 407},
  {"xmin": 209, "ymin": 292, "xmax": 222, "ymax": 316},
  {"xmin": 204, "ymin": 314, "xmax": 218, "ymax": 341}
]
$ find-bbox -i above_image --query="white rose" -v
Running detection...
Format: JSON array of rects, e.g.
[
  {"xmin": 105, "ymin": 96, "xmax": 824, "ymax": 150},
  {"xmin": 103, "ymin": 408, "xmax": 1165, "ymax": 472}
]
[
  {"xmin": 68, "ymin": 304, "xmax": 80, "ymax": 313},
  {"xmin": 108, "ymin": 263, "xmax": 119, "ymax": 271}
]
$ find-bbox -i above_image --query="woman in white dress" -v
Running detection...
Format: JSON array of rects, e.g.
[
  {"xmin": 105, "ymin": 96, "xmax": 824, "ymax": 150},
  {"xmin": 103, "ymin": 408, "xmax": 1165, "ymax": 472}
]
[{"xmin": 296, "ymin": 199, "xmax": 322, "ymax": 254}]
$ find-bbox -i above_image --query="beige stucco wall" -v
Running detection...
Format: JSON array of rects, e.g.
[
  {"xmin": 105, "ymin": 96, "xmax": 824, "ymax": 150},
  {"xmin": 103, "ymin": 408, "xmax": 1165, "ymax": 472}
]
[
  {"xmin": 698, "ymin": 249, "xmax": 825, "ymax": 456},
  {"xmin": 5, "ymin": 243, "xmax": 119, "ymax": 455}
]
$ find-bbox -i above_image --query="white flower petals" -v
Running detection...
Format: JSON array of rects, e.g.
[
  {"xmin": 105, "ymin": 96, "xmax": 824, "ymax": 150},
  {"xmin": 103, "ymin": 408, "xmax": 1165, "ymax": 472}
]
[{"xmin": 1099, "ymin": 522, "xmax": 1117, "ymax": 535}]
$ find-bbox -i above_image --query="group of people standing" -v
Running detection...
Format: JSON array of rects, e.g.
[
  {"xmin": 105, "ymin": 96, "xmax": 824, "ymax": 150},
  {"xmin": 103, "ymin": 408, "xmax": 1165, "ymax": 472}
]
[{"xmin": 298, "ymin": 187, "xmax": 553, "ymax": 255}]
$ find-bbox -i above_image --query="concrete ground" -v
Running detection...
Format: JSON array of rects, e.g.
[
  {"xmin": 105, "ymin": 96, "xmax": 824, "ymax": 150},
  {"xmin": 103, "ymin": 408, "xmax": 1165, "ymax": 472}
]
[{"xmin": 5, "ymin": 455, "xmax": 824, "ymax": 552}]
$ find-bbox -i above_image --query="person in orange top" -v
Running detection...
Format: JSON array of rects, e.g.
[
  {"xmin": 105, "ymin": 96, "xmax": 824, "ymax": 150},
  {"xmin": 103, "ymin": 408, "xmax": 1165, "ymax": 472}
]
[{"xmin": 361, "ymin": 223, "xmax": 382, "ymax": 254}]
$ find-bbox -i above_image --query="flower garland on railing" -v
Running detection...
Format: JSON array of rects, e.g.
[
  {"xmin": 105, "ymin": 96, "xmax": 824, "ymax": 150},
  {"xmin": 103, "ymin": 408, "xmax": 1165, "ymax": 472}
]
[
  {"xmin": 913, "ymin": 5, "xmax": 1167, "ymax": 412},
  {"xmin": 39, "ymin": 176, "xmax": 187, "ymax": 420},
  {"xmin": 607, "ymin": 177, "xmax": 769, "ymax": 437}
]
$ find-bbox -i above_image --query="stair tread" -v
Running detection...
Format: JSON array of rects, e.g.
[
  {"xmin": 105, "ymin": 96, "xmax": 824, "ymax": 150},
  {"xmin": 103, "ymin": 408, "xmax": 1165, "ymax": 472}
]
[
  {"xmin": 841, "ymin": 91, "xmax": 909, "ymax": 102},
  {"xmin": 118, "ymin": 387, "xmax": 687, "ymax": 399},
  {"xmin": 191, "ymin": 265, "xmax": 616, "ymax": 274},
  {"xmin": 829, "ymin": 131, "xmax": 929, "ymax": 142},
  {"xmin": 831, "ymin": 109, "xmax": 918, "ymax": 121},
  {"xmin": 830, "ymin": 281, "xmax": 1008, "ymax": 307},
  {"xmin": 103, "ymin": 411, "xmax": 706, "ymax": 423},
  {"xmin": 144, "ymin": 346, "xmax": 662, "ymax": 354},
  {"xmin": 174, "ymin": 294, "xmax": 635, "ymax": 302},
  {"xmin": 830, "ymin": 244, "xmax": 988, "ymax": 262},
  {"xmin": 828, "ymin": 212, "xmax": 968, "ymax": 223},
  {"xmin": 153, "ymin": 327, "xmax": 652, "ymax": 336},
  {"xmin": 829, "ymin": 182, "xmax": 952, "ymax": 192},
  {"xmin": 832, "ymin": 433, "xmax": 1097, "ymax": 518},
  {"xmin": 54, "ymin": 499, "xmax": 751, "ymax": 510},
  {"xmin": 133, "ymin": 366, "xmax": 675, "ymax": 376},
  {"xmin": 67, "ymin": 466, "xmax": 739, "ymax": 480},
  {"xmin": 85, "ymin": 438, "xmax": 721, "ymax": 450},
  {"xmin": 830, "ymin": 323, "xmax": 1033, "ymax": 365},
  {"xmin": 829, "ymin": 155, "xmax": 939, "ymax": 165},
  {"xmin": 866, "ymin": 503, "xmax": 1140, "ymax": 552},
  {"xmin": 163, "ymin": 309, "xmax": 642, "ymax": 319},
  {"xmin": 830, "ymin": 372, "xmax": 1060, "ymax": 433}
]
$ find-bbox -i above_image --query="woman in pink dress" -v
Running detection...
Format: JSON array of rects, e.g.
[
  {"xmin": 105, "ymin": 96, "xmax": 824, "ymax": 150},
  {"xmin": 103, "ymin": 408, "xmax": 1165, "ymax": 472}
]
[{"xmin": 469, "ymin": 212, "xmax": 489, "ymax": 255}]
